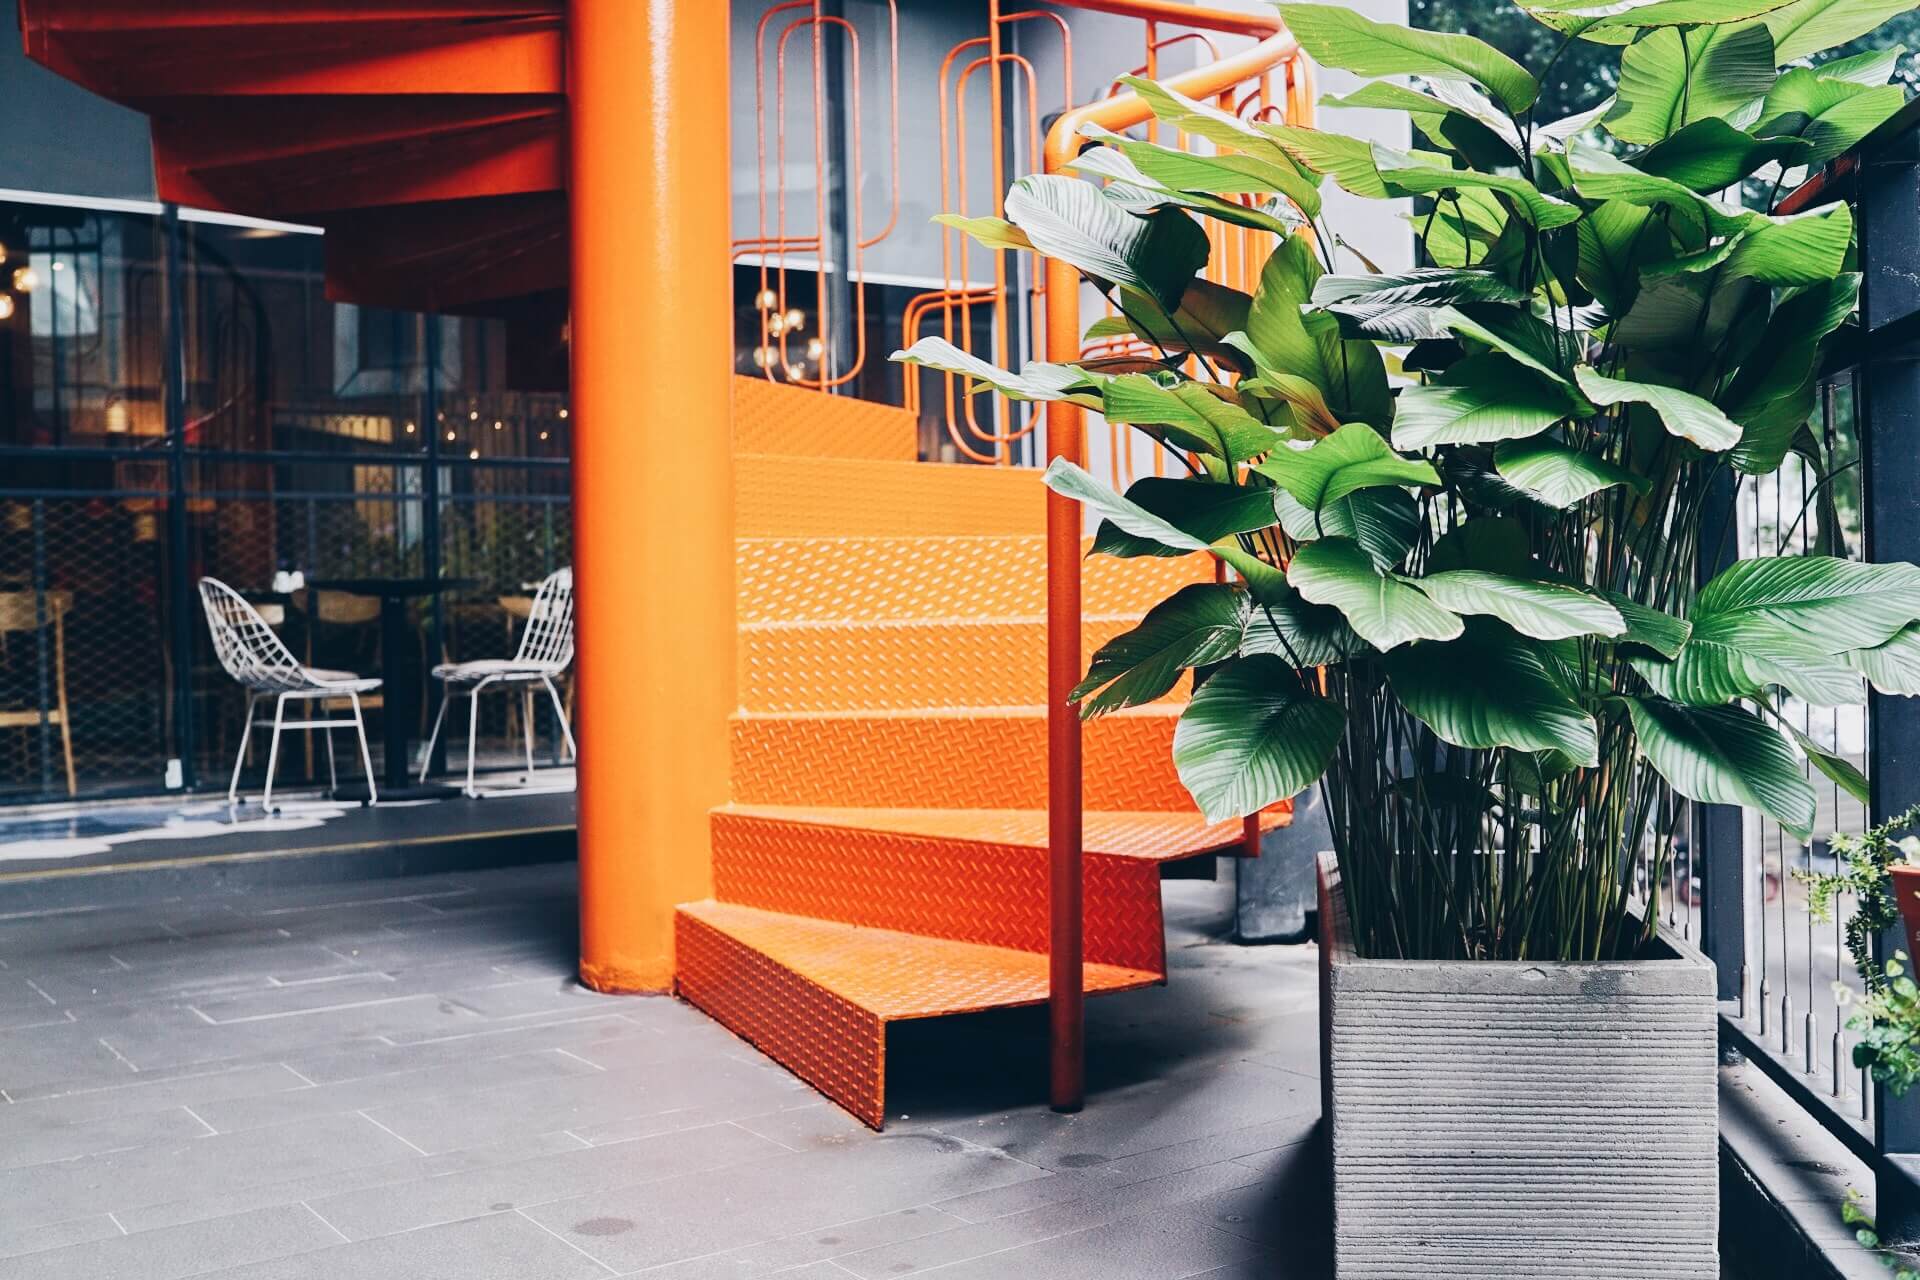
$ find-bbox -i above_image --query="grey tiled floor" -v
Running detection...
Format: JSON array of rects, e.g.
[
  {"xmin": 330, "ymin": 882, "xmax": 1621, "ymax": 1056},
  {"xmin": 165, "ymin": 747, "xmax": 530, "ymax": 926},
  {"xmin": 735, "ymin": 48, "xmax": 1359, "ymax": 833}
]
[{"xmin": 0, "ymin": 863, "xmax": 1328, "ymax": 1279}]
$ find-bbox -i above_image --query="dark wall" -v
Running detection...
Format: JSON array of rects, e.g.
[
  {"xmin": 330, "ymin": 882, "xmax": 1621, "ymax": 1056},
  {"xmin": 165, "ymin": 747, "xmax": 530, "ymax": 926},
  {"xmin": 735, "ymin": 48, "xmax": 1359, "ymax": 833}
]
[{"xmin": 3, "ymin": 14, "xmax": 154, "ymax": 200}]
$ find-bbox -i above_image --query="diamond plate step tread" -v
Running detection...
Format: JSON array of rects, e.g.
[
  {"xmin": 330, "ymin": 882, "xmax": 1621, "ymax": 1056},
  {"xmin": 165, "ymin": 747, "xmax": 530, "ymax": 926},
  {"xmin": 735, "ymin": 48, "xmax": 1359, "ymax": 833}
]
[
  {"xmin": 676, "ymin": 900, "xmax": 1161, "ymax": 1022},
  {"xmin": 734, "ymin": 454, "xmax": 1044, "ymax": 538},
  {"xmin": 719, "ymin": 805, "xmax": 1285, "ymax": 861},
  {"xmin": 732, "ymin": 375, "xmax": 918, "ymax": 462}
]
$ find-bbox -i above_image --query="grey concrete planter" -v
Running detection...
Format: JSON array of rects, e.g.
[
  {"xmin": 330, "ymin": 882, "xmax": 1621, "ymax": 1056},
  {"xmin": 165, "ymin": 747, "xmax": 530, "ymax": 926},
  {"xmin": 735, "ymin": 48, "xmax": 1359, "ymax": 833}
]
[{"xmin": 1317, "ymin": 853, "xmax": 1718, "ymax": 1278}]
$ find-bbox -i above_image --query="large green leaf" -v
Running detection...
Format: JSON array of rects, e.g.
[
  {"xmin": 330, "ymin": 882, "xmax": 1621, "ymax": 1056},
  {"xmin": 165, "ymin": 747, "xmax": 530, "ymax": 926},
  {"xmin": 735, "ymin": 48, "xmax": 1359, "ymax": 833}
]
[
  {"xmin": 1412, "ymin": 571, "xmax": 1627, "ymax": 640},
  {"xmin": 1373, "ymin": 147, "xmax": 1582, "ymax": 230},
  {"xmin": 1718, "ymin": 204, "xmax": 1855, "ymax": 286},
  {"xmin": 1098, "ymin": 375, "xmax": 1283, "ymax": 466},
  {"xmin": 1275, "ymin": 487, "xmax": 1422, "ymax": 570},
  {"xmin": 1115, "ymin": 278, "xmax": 1255, "ymax": 360},
  {"xmin": 1579, "ymin": 0, "xmax": 1802, "ymax": 35},
  {"xmin": 1573, "ymin": 367, "xmax": 1741, "ymax": 451},
  {"xmin": 1575, "ymin": 201, "xmax": 1664, "ymax": 314},
  {"xmin": 1624, "ymin": 696, "xmax": 1818, "ymax": 841},
  {"xmin": 1720, "ymin": 274, "xmax": 1859, "ymax": 438},
  {"xmin": 1636, "ymin": 118, "xmax": 1811, "ymax": 191},
  {"xmin": 1785, "ymin": 723, "xmax": 1870, "ymax": 806},
  {"xmin": 1438, "ymin": 304, "xmax": 1582, "ymax": 384},
  {"xmin": 1072, "ymin": 583, "xmax": 1249, "ymax": 718},
  {"xmin": 1756, "ymin": 71, "xmax": 1907, "ymax": 168},
  {"xmin": 1287, "ymin": 537, "xmax": 1465, "ymax": 651},
  {"xmin": 1076, "ymin": 124, "xmax": 1320, "ymax": 216},
  {"xmin": 1494, "ymin": 437, "xmax": 1651, "ymax": 508},
  {"xmin": 1045, "ymin": 459, "xmax": 1209, "ymax": 556},
  {"xmin": 1116, "ymin": 76, "xmax": 1320, "ymax": 216},
  {"xmin": 1172, "ymin": 655, "xmax": 1345, "ymax": 822},
  {"xmin": 1280, "ymin": 3, "xmax": 1538, "ymax": 113},
  {"xmin": 1252, "ymin": 423, "xmax": 1439, "ymax": 510},
  {"xmin": 932, "ymin": 213, "xmax": 1034, "ymax": 254},
  {"xmin": 1567, "ymin": 141, "xmax": 1757, "ymax": 240},
  {"xmin": 1003, "ymin": 174, "xmax": 1208, "ymax": 311},
  {"xmin": 1848, "ymin": 623, "xmax": 1920, "ymax": 694},
  {"xmin": 1233, "ymin": 241, "xmax": 1392, "ymax": 429},
  {"xmin": 1605, "ymin": 23, "xmax": 1778, "ymax": 146},
  {"xmin": 1384, "ymin": 624, "xmax": 1600, "ymax": 764},
  {"xmin": 1231, "ymin": 564, "xmax": 1367, "ymax": 665},
  {"xmin": 1765, "ymin": 0, "xmax": 1920, "ymax": 63},
  {"xmin": 1393, "ymin": 354, "xmax": 1577, "ymax": 449},
  {"xmin": 891, "ymin": 338, "xmax": 1101, "ymax": 407},
  {"xmin": 1310, "ymin": 268, "xmax": 1525, "ymax": 309},
  {"xmin": 1696, "ymin": 555, "xmax": 1920, "ymax": 652},
  {"xmin": 1088, "ymin": 476, "xmax": 1282, "ymax": 559},
  {"xmin": 1629, "ymin": 612, "xmax": 1865, "ymax": 705},
  {"xmin": 1259, "ymin": 125, "xmax": 1392, "ymax": 199},
  {"xmin": 1607, "ymin": 593, "xmax": 1694, "ymax": 659}
]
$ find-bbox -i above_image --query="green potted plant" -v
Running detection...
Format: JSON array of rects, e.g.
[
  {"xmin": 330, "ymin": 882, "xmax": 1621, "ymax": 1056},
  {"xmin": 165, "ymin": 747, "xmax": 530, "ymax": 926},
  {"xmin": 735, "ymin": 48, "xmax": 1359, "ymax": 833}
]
[{"xmin": 895, "ymin": 0, "xmax": 1918, "ymax": 1271}]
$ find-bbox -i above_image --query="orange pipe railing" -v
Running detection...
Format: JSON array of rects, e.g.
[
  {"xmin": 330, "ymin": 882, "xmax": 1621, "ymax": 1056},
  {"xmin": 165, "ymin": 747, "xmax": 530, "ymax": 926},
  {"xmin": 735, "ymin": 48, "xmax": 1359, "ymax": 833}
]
[
  {"xmin": 1038, "ymin": 12, "xmax": 1306, "ymax": 1112},
  {"xmin": 729, "ymin": 0, "xmax": 1308, "ymax": 1113}
]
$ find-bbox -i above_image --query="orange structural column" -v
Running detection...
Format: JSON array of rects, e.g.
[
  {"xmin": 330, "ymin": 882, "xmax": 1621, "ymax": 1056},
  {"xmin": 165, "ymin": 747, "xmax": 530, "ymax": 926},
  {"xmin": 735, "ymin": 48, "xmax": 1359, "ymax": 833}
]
[{"xmin": 570, "ymin": 0, "xmax": 734, "ymax": 993}]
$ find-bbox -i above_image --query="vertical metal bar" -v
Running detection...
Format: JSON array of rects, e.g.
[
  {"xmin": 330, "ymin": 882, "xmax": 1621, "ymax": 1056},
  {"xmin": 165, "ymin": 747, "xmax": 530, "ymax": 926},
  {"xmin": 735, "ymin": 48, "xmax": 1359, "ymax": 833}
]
[
  {"xmin": 1697, "ymin": 464, "xmax": 1748, "ymax": 1007},
  {"xmin": 820, "ymin": 0, "xmax": 856, "ymax": 392},
  {"xmin": 1860, "ymin": 120, "xmax": 1920, "ymax": 1239},
  {"xmin": 162, "ymin": 203, "xmax": 197, "ymax": 791},
  {"xmin": 31, "ymin": 501, "xmax": 52, "ymax": 797},
  {"xmin": 424, "ymin": 317, "xmax": 446, "ymax": 776}
]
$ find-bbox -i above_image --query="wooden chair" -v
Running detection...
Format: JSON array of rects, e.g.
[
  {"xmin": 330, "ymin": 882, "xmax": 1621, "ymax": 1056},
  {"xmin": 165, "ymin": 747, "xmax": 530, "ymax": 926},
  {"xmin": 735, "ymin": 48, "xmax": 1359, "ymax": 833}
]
[{"xmin": 0, "ymin": 591, "xmax": 76, "ymax": 796}]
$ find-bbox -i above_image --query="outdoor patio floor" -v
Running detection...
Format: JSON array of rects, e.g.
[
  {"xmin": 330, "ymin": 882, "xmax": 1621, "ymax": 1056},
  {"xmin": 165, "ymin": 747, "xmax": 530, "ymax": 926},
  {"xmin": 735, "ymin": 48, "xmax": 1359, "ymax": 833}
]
[{"xmin": 0, "ymin": 861, "xmax": 1330, "ymax": 1279}]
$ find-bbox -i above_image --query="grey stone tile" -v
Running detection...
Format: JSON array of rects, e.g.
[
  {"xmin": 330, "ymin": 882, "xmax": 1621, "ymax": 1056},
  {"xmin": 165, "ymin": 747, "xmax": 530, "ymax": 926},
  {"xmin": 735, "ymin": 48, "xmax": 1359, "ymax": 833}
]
[
  {"xmin": 192, "ymin": 1049, "xmax": 601, "ymax": 1134},
  {"xmin": 308, "ymin": 1121, "xmax": 785, "ymax": 1240},
  {"xmin": 282, "ymin": 1013, "xmax": 651, "ymax": 1084},
  {"xmin": 727, "ymin": 1103, "xmax": 870, "ymax": 1153},
  {"xmin": 519, "ymin": 1134, "xmax": 1048, "ymax": 1274},
  {"xmin": 834, "ymin": 1161, "xmax": 1265, "ymax": 1279},
  {"xmin": 0, "ymin": 1111, "xmax": 418, "ymax": 1231},
  {"xmin": 186, "ymin": 974, "xmax": 407, "ymax": 1024},
  {"xmin": 118, "ymin": 1130, "xmax": 589, "ymax": 1235},
  {"xmin": 0, "ymin": 1104, "xmax": 211, "ymax": 1171},
  {"xmin": 194, "ymin": 1211, "xmax": 611, "ymax": 1280},
  {"xmin": 0, "ymin": 1020, "xmax": 139, "ymax": 1094},
  {"xmin": 638, "ymin": 1208, "xmax": 965, "ymax": 1280},
  {"xmin": 90, "ymin": 994, "xmax": 491, "ymax": 1073},
  {"xmin": 0, "ymin": 1204, "xmax": 339, "ymax": 1280},
  {"xmin": 358, "ymin": 1052, "xmax": 809, "ymax": 1155},
  {"xmin": 0, "ymin": 1215, "xmax": 121, "ymax": 1262},
  {"xmin": 0, "ymin": 1063, "xmax": 307, "ymax": 1120},
  {"xmin": 887, "ymin": 1204, "xmax": 1263, "ymax": 1280}
]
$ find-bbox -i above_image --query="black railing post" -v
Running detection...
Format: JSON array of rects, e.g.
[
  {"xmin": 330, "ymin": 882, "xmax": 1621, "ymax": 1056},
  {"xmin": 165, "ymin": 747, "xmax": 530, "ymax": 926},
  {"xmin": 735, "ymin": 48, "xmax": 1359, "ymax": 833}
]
[
  {"xmin": 424, "ymin": 317, "xmax": 448, "ymax": 777},
  {"xmin": 1696, "ymin": 464, "xmax": 1750, "ymax": 1007},
  {"xmin": 1860, "ymin": 119, "xmax": 1920, "ymax": 1240},
  {"xmin": 31, "ymin": 500, "xmax": 52, "ymax": 798},
  {"xmin": 162, "ymin": 204, "xmax": 198, "ymax": 791}
]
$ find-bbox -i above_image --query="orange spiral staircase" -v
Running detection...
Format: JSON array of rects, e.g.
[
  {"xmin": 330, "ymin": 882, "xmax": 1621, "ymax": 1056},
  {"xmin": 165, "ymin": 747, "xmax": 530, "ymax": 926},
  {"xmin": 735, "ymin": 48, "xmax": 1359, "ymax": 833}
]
[
  {"xmin": 686, "ymin": 374, "xmax": 1277, "ymax": 1127},
  {"xmin": 21, "ymin": 0, "xmax": 1301, "ymax": 1130}
]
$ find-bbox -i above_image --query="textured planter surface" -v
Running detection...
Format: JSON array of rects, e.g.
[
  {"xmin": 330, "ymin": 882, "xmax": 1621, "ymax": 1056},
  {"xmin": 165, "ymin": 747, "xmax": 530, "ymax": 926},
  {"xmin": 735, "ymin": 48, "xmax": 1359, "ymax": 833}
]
[{"xmin": 1317, "ymin": 853, "xmax": 1718, "ymax": 1279}]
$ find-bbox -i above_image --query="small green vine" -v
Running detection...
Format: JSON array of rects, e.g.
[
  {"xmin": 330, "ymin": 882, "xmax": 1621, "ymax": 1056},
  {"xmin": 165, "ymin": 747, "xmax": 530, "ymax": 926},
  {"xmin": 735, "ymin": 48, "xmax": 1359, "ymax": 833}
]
[
  {"xmin": 1846, "ymin": 1189, "xmax": 1920, "ymax": 1279},
  {"xmin": 1800, "ymin": 805, "xmax": 1920, "ymax": 1096}
]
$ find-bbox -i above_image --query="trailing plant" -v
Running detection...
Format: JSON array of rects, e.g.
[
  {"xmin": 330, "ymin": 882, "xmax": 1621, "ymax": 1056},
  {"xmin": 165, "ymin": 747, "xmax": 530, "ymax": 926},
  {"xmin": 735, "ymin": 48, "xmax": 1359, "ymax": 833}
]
[
  {"xmin": 1801, "ymin": 805, "xmax": 1920, "ymax": 1095},
  {"xmin": 1845, "ymin": 1188, "xmax": 1920, "ymax": 1279},
  {"xmin": 895, "ymin": 0, "xmax": 1918, "ymax": 961}
]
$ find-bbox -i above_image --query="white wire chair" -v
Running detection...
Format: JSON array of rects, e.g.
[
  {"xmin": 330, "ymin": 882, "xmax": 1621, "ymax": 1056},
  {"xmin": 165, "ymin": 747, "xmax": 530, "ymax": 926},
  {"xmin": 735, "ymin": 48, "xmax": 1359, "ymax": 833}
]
[
  {"xmin": 420, "ymin": 566, "xmax": 575, "ymax": 797},
  {"xmin": 199, "ymin": 577, "xmax": 381, "ymax": 811}
]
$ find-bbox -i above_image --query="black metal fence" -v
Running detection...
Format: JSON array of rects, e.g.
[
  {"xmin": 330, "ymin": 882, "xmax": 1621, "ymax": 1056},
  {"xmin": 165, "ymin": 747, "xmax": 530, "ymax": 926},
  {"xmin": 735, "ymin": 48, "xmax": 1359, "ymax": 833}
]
[
  {"xmin": 0, "ymin": 194, "xmax": 572, "ymax": 804},
  {"xmin": 1699, "ymin": 101, "xmax": 1920, "ymax": 1236}
]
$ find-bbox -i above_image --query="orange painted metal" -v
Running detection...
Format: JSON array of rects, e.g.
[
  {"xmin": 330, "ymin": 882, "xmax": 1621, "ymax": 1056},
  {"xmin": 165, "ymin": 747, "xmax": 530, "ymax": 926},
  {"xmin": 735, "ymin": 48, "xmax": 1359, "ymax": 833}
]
[
  {"xmin": 569, "ymin": 0, "xmax": 734, "ymax": 994},
  {"xmin": 730, "ymin": 376, "xmax": 918, "ymax": 463},
  {"xmin": 1040, "ymin": 15, "xmax": 1306, "ymax": 1113}
]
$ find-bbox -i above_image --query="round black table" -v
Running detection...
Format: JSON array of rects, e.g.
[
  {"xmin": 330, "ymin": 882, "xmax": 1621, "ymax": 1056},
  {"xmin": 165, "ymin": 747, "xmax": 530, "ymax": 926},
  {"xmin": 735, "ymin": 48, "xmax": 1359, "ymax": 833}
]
[{"xmin": 304, "ymin": 576, "xmax": 481, "ymax": 800}]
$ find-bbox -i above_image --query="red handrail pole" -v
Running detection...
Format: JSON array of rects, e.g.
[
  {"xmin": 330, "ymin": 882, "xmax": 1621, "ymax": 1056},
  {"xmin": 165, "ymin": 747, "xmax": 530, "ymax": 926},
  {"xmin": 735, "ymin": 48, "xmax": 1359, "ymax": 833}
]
[{"xmin": 1041, "ymin": 25, "xmax": 1303, "ymax": 1113}]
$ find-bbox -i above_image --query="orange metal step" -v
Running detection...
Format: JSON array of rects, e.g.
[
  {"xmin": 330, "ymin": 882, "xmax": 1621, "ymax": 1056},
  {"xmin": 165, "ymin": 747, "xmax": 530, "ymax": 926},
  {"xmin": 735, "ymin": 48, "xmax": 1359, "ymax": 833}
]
[
  {"xmin": 675, "ymin": 901, "xmax": 1161, "ymax": 1128},
  {"xmin": 732, "ymin": 376, "xmax": 918, "ymax": 462},
  {"xmin": 734, "ymin": 455, "xmax": 1044, "ymax": 538},
  {"xmin": 738, "ymin": 615, "xmax": 1145, "ymax": 713},
  {"xmin": 728, "ymin": 704, "xmax": 1195, "ymax": 811},
  {"xmin": 736, "ymin": 535, "xmax": 1210, "ymax": 625}
]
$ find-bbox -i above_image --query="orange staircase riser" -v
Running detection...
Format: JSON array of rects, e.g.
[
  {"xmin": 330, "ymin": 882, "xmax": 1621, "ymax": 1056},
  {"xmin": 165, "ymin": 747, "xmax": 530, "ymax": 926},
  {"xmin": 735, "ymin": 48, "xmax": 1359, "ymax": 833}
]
[
  {"xmin": 709, "ymin": 809, "xmax": 1168, "ymax": 974},
  {"xmin": 732, "ymin": 377, "xmax": 918, "ymax": 462},
  {"xmin": 735, "ymin": 535, "xmax": 1213, "ymax": 626},
  {"xmin": 734, "ymin": 455, "xmax": 1045, "ymax": 539},
  {"xmin": 738, "ymin": 616, "xmax": 1148, "ymax": 714},
  {"xmin": 727, "ymin": 707, "xmax": 1195, "ymax": 812}
]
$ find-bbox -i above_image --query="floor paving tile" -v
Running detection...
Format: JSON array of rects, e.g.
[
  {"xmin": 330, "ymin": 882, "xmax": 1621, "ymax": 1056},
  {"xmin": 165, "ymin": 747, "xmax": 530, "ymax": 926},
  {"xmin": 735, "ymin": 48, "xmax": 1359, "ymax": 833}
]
[
  {"xmin": 192, "ymin": 1210, "xmax": 613, "ymax": 1279},
  {"xmin": 0, "ymin": 1203, "xmax": 340, "ymax": 1280}
]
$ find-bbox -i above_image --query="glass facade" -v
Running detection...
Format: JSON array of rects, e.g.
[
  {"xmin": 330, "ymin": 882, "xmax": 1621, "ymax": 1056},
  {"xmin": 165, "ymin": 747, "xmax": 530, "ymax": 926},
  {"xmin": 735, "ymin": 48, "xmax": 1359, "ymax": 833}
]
[{"xmin": 0, "ymin": 197, "xmax": 570, "ymax": 803}]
